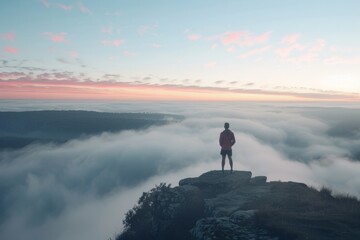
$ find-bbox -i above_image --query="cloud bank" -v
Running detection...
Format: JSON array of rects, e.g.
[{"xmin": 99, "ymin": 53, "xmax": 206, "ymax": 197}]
[{"xmin": 0, "ymin": 101, "xmax": 360, "ymax": 240}]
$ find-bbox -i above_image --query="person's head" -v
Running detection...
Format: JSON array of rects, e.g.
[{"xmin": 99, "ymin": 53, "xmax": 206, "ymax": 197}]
[{"xmin": 224, "ymin": 122, "xmax": 230, "ymax": 129}]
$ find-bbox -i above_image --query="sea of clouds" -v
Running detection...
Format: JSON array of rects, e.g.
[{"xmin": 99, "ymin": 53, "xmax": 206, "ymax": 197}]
[{"xmin": 0, "ymin": 100, "xmax": 360, "ymax": 240}]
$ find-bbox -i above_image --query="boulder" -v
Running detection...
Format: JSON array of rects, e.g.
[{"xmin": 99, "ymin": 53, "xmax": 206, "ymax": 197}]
[
  {"xmin": 250, "ymin": 176, "xmax": 267, "ymax": 185},
  {"xmin": 179, "ymin": 170, "xmax": 252, "ymax": 196}
]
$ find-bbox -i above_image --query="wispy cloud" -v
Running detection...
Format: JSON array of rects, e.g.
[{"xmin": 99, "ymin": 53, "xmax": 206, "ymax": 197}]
[
  {"xmin": 57, "ymin": 3, "xmax": 73, "ymax": 11},
  {"xmin": 101, "ymin": 39, "xmax": 124, "ymax": 47},
  {"xmin": 276, "ymin": 34, "xmax": 305, "ymax": 58},
  {"xmin": 57, "ymin": 58, "xmax": 71, "ymax": 64},
  {"xmin": 239, "ymin": 45, "xmax": 271, "ymax": 59},
  {"xmin": 309, "ymin": 39, "xmax": 326, "ymax": 52},
  {"xmin": 291, "ymin": 39, "xmax": 326, "ymax": 63},
  {"xmin": 281, "ymin": 33, "xmax": 300, "ymax": 45},
  {"xmin": 42, "ymin": 0, "xmax": 51, "ymax": 8},
  {"xmin": 221, "ymin": 31, "xmax": 271, "ymax": 47},
  {"xmin": 0, "ymin": 72, "xmax": 27, "ymax": 79},
  {"xmin": 187, "ymin": 34, "xmax": 201, "ymax": 41},
  {"xmin": 1, "ymin": 73, "xmax": 359, "ymax": 101},
  {"xmin": 69, "ymin": 51, "xmax": 79, "ymax": 58},
  {"xmin": 41, "ymin": 0, "xmax": 73, "ymax": 11},
  {"xmin": 44, "ymin": 32, "xmax": 68, "ymax": 43},
  {"xmin": 277, "ymin": 35, "xmax": 327, "ymax": 63},
  {"xmin": 215, "ymin": 80, "xmax": 224, "ymax": 84},
  {"xmin": 3, "ymin": 46, "xmax": 18, "ymax": 54},
  {"xmin": 78, "ymin": 2, "xmax": 92, "ymax": 14},
  {"xmin": 3, "ymin": 32, "xmax": 16, "ymax": 41}
]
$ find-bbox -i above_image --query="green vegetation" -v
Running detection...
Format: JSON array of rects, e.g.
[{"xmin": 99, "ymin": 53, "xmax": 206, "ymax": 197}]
[{"xmin": 118, "ymin": 183, "xmax": 203, "ymax": 240}]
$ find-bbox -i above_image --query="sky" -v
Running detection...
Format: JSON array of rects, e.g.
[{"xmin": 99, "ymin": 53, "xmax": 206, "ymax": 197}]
[{"xmin": 1, "ymin": 0, "xmax": 360, "ymax": 101}]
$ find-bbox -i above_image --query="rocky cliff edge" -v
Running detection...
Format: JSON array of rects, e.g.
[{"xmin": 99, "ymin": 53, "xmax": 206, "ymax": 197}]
[{"xmin": 117, "ymin": 170, "xmax": 360, "ymax": 240}]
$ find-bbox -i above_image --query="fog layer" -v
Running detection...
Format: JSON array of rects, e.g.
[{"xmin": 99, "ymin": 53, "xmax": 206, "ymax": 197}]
[{"xmin": 0, "ymin": 101, "xmax": 360, "ymax": 240}]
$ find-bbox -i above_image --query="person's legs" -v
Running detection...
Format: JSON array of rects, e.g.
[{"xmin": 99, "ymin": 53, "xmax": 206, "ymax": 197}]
[
  {"xmin": 221, "ymin": 155, "xmax": 226, "ymax": 173},
  {"xmin": 228, "ymin": 155, "xmax": 233, "ymax": 172}
]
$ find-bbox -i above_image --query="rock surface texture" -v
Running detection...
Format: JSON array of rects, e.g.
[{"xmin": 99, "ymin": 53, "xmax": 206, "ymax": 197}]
[{"xmin": 117, "ymin": 170, "xmax": 360, "ymax": 240}]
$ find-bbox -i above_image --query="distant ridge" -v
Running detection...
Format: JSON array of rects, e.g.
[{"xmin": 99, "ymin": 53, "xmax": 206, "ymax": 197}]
[{"xmin": 0, "ymin": 110, "xmax": 182, "ymax": 150}]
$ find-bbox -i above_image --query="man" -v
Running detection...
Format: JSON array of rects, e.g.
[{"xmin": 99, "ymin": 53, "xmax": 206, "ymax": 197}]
[{"xmin": 219, "ymin": 122, "xmax": 236, "ymax": 173}]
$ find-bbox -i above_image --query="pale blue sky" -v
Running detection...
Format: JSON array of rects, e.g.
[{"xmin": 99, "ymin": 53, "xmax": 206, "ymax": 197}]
[{"xmin": 1, "ymin": 0, "xmax": 360, "ymax": 100}]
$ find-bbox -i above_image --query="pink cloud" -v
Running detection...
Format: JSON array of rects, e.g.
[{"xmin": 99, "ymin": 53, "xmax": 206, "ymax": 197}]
[
  {"xmin": 69, "ymin": 51, "xmax": 79, "ymax": 58},
  {"xmin": 188, "ymin": 34, "xmax": 201, "ymax": 41},
  {"xmin": 281, "ymin": 34, "xmax": 300, "ymax": 45},
  {"xmin": 42, "ymin": 0, "xmax": 51, "ymax": 7},
  {"xmin": 4, "ymin": 32, "xmax": 15, "ymax": 41},
  {"xmin": 239, "ymin": 46, "xmax": 271, "ymax": 59},
  {"xmin": 291, "ymin": 39, "xmax": 326, "ymax": 63},
  {"xmin": 78, "ymin": 2, "xmax": 92, "ymax": 14},
  {"xmin": 309, "ymin": 39, "xmax": 326, "ymax": 53},
  {"xmin": 41, "ymin": 1, "xmax": 73, "ymax": 11},
  {"xmin": 221, "ymin": 31, "xmax": 271, "ymax": 47},
  {"xmin": 4, "ymin": 46, "xmax": 18, "ymax": 54},
  {"xmin": 276, "ymin": 35, "xmax": 305, "ymax": 58},
  {"xmin": 57, "ymin": 3, "xmax": 73, "ymax": 11},
  {"xmin": 222, "ymin": 31, "xmax": 244, "ymax": 45},
  {"xmin": 1, "ymin": 75, "xmax": 358, "ymax": 101},
  {"xmin": 276, "ymin": 44, "xmax": 305, "ymax": 58},
  {"xmin": 102, "ymin": 39, "xmax": 124, "ymax": 47},
  {"xmin": 255, "ymin": 32, "xmax": 271, "ymax": 44},
  {"xmin": 44, "ymin": 32, "xmax": 67, "ymax": 43},
  {"xmin": 277, "ymin": 37, "xmax": 326, "ymax": 62},
  {"xmin": 112, "ymin": 39, "xmax": 123, "ymax": 47}
]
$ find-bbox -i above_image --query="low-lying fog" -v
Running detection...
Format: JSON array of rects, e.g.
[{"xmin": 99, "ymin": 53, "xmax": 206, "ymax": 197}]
[{"xmin": 1, "ymin": 100, "xmax": 360, "ymax": 240}]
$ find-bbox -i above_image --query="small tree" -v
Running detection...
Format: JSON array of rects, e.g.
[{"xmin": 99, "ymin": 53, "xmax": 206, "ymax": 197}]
[{"xmin": 117, "ymin": 182, "xmax": 204, "ymax": 240}]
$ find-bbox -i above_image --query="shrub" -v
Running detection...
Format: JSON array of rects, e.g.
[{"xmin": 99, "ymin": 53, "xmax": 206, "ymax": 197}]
[{"xmin": 118, "ymin": 183, "xmax": 172, "ymax": 240}]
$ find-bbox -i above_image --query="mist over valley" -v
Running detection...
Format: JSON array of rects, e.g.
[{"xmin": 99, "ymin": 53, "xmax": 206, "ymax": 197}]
[{"xmin": 0, "ymin": 101, "xmax": 360, "ymax": 240}]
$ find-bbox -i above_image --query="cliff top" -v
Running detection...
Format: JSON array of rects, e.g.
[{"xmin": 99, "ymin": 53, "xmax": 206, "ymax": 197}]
[{"xmin": 117, "ymin": 170, "xmax": 360, "ymax": 240}]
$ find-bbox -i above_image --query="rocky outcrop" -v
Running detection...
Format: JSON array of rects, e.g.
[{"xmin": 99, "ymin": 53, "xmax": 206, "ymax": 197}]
[{"xmin": 117, "ymin": 170, "xmax": 360, "ymax": 240}]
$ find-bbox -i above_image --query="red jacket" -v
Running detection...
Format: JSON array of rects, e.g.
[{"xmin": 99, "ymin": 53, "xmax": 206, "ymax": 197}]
[{"xmin": 219, "ymin": 129, "xmax": 236, "ymax": 150}]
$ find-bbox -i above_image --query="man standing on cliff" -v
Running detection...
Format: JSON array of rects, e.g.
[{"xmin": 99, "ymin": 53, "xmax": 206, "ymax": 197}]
[{"xmin": 219, "ymin": 122, "xmax": 236, "ymax": 173}]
